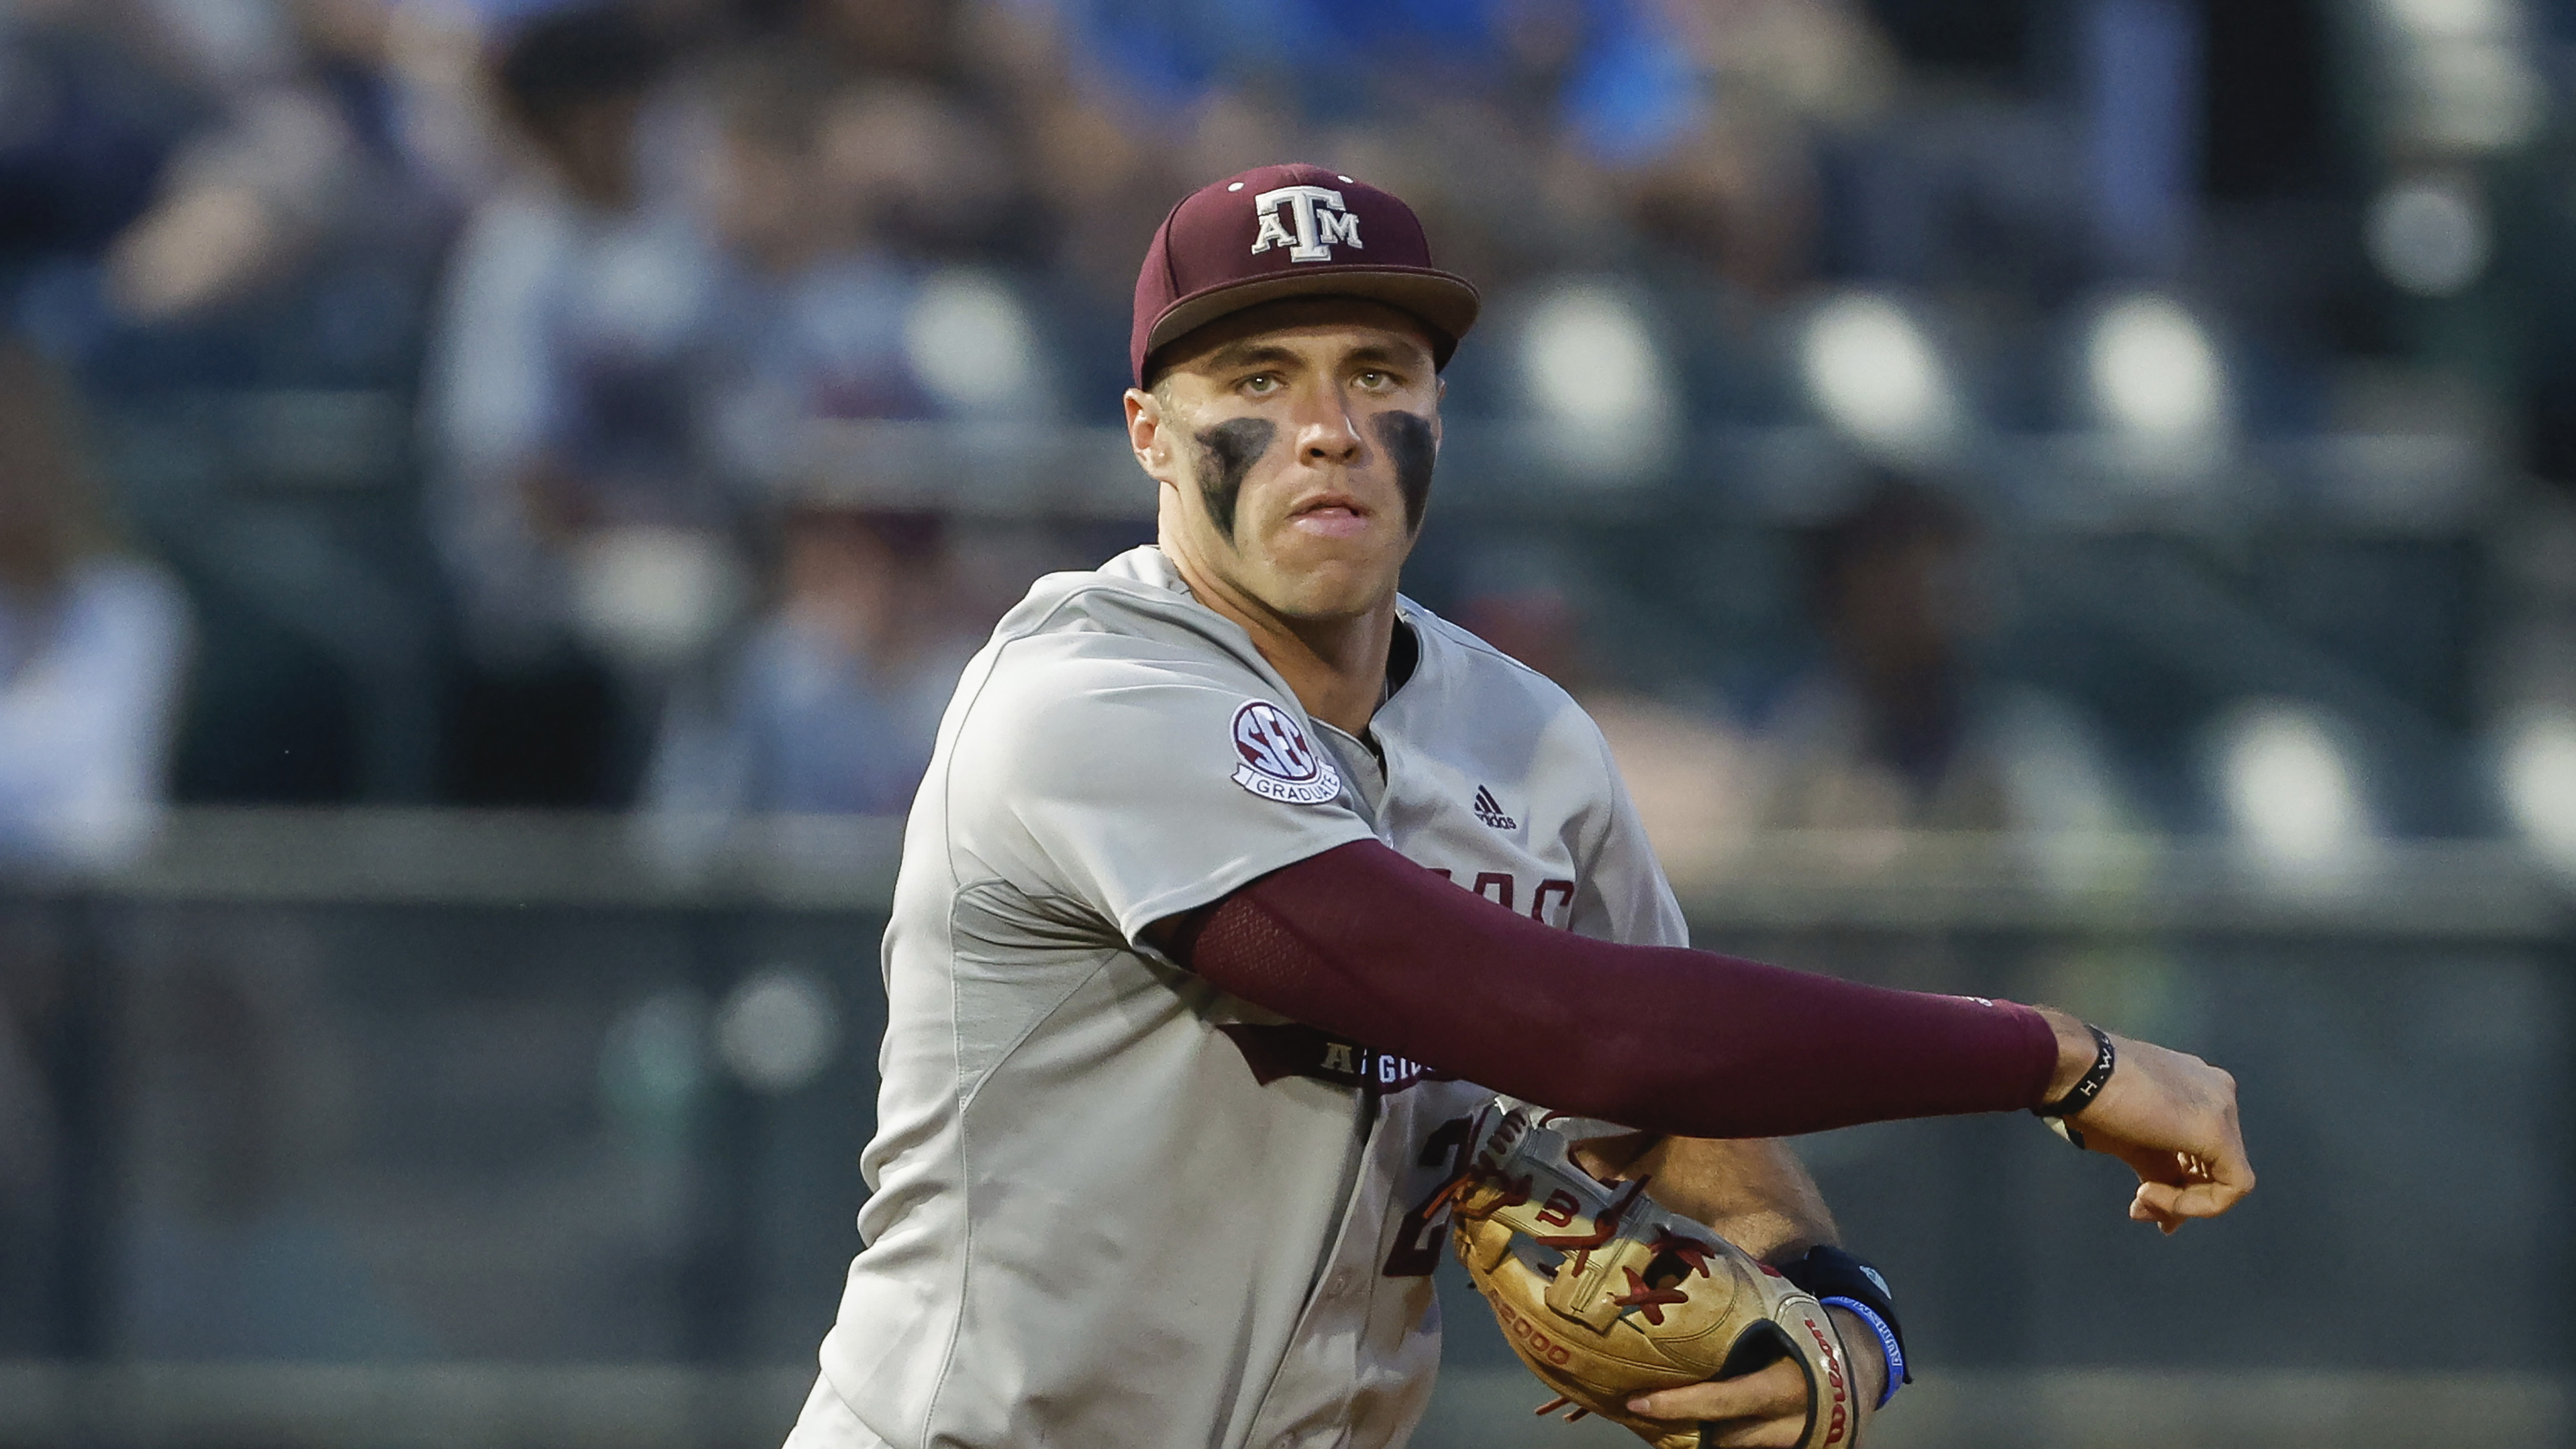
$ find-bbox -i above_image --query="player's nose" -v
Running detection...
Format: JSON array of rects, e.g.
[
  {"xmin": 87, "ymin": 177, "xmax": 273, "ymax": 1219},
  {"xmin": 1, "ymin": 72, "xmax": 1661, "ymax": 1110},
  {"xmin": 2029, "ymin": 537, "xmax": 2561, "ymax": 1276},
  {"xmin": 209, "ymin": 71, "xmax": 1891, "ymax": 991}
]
[{"xmin": 1295, "ymin": 404, "xmax": 1364, "ymax": 467}]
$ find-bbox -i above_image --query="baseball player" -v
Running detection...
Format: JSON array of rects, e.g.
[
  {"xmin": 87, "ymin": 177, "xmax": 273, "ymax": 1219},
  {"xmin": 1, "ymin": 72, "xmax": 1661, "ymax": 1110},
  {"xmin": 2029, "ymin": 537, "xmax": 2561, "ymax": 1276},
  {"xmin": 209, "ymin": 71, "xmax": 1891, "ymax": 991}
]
[{"xmin": 784, "ymin": 163, "xmax": 2251, "ymax": 1449}]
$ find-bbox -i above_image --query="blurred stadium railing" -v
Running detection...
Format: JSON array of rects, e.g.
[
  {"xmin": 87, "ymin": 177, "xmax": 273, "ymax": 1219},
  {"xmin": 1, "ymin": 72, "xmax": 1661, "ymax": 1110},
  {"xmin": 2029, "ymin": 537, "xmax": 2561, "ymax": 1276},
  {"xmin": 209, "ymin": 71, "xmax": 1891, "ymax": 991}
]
[{"xmin": 0, "ymin": 808, "xmax": 2565, "ymax": 1448}]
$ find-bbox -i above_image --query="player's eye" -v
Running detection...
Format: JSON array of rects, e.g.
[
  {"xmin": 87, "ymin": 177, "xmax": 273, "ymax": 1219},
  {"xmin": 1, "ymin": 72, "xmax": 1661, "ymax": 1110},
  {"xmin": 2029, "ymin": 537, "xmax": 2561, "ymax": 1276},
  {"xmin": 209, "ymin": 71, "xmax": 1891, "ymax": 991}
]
[
  {"xmin": 1355, "ymin": 370, "xmax": 1388, "ymax": 389},
  {"xmin": 1241, "ymin": 373, "xmax": 1281, "ymax": 396}
]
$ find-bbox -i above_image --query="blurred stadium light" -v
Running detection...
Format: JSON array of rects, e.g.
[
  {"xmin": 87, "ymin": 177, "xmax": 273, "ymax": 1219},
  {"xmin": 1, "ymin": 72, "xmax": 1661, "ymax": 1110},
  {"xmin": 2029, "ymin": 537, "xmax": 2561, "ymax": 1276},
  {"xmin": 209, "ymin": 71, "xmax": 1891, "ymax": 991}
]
[
  {"xmin": 2373, "ymin": 0, "xmax": 2543, "ymax": 153},
  {"xmin": 715, "ymin": 965, "xmax": 841, "ymax": 1095},
  {"xmin": 2499, "ymin": 706, "xmax": 2576, "ymax": 870},
  {"xmin": 2365, "ymin": 173, "xmax": 2491, "ymax": 297},
  {"xmin": 600, "ymin": 987, "xmax": 713, "ymax": 1150},
  {"xmin": 1798, "ymin": 292, "xmax": 1961, "ymax": 462},
  {"xmin": 903, "ymin": 268, "xmax": 1052, "ymax": 420},
  {"xmin": 2083, "ymin": 293, "xmax": 2226, "ymax": 457},
  {"xmin": 1513, "ymin": 278, "xmax": 1677, "ymax": 482},
  {"xmin": 2213, "ymin": 700, "xmax": 2372, "ymax": 877},
  {"xmin": 567, "ymin": 525, "xmax": 749, "ymax": 673}
]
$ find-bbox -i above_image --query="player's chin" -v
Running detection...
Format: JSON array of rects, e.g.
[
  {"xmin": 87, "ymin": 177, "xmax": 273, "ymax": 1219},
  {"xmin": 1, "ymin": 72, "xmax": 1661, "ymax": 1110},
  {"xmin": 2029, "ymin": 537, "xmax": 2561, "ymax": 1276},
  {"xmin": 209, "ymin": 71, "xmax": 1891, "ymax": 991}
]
[
  {"xmin": 1265, "ymin": 578, "xmax": 1392, "ymax": 621},
  {"xmin": 1255, "ymin": 539, "xmax": 1405, "ymax": 612}
]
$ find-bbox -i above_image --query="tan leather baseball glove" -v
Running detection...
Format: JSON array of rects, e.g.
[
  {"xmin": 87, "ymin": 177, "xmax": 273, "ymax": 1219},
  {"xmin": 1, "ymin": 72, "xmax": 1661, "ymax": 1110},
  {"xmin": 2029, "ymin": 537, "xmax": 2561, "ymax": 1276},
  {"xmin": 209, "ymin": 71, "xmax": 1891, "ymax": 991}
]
[{"xmin": 1443, "ymin": 1102, "xmax": 1861, "ymax": 1449}]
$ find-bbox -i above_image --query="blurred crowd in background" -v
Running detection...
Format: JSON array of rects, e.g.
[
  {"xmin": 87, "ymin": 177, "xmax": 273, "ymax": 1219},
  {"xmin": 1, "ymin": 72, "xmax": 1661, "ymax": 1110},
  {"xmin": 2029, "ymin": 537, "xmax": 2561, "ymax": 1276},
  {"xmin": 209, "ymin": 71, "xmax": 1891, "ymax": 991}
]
[
  {"xmin": 5, "ymin": 0, "xmax": 2576, "ymax": 877},
  {"xmin": 3, "ymin": 0, "xmax": 2574, "ymax": 1410}
]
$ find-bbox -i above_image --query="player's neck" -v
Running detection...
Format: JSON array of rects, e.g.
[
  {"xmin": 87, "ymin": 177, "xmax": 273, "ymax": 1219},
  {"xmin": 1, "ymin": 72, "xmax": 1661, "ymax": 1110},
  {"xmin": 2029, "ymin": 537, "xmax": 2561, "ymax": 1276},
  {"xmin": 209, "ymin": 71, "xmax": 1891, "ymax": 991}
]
[
  {"xmin": 1258, "ymin": 603, "xmax": 1397, "ymax": 738},
  {"xmin": 1167, "ymin": 552, "xmax": 1396, "ymax": 736}
]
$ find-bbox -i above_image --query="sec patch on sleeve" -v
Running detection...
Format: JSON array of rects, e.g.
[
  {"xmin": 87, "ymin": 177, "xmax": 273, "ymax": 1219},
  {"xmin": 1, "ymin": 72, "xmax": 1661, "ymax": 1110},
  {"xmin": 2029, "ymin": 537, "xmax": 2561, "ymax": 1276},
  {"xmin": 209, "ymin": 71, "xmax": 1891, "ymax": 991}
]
[{"xmin": 1230, "ymin": 700, "xmax": 1344, "ymax": 805}]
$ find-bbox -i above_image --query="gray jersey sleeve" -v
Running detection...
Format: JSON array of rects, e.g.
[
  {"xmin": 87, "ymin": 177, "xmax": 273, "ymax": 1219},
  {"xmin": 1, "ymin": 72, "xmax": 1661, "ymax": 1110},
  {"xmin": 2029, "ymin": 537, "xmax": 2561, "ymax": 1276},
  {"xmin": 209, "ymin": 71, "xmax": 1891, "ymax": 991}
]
[{"xmin": 945, "ymin": 604, "xmax": 1380, "ymax": 945}]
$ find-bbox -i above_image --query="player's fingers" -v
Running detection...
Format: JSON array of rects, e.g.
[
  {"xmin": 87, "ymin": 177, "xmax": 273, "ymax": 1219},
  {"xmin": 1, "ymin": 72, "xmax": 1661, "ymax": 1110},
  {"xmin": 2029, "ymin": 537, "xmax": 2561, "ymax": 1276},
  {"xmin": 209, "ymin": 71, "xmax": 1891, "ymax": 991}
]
[
  {"xmin": 2096, "ymin": 1104, "xmax": 2254, "ymax": 1222},
  {"xmin": 1698, "ymin": 1415, "xmax": 1809, "ymax": 1448},
  {"xmin": 2200, "ymin": 1135, "xmax": 2257, "ymax": 1199},
  {"xmin": 2134, "ymin": 1174, "xmax": 2253, "ymax": 1223},
  {"xmin": 1628, "ymin": 1359, "xmax": 1807, "ymax": 1424},
  {"xmin": 2130, "ymin": 1188, "xmax": 2181, "ymax": 1234},
  {"xmin": 1626, "ymin": 1395, "xmax": 1806, "ymax": 1449}
]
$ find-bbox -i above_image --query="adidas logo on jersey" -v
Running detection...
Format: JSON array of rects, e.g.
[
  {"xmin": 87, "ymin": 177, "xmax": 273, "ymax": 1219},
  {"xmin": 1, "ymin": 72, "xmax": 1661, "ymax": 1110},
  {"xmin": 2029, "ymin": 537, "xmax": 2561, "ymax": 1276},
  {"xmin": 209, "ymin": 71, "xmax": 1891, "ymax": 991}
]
[{"xmin": 1472, "ymin": 786, "xmax": 1517, "ymax": 830}]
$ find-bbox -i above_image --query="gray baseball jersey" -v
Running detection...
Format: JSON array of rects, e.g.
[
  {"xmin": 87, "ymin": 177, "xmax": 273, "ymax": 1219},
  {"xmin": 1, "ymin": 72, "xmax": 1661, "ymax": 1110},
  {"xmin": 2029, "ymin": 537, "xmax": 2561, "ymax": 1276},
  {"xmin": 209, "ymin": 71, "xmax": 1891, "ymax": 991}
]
[{"xmin": 788, "ymin": 545, "xmax": 1687, "ymax": 1449}]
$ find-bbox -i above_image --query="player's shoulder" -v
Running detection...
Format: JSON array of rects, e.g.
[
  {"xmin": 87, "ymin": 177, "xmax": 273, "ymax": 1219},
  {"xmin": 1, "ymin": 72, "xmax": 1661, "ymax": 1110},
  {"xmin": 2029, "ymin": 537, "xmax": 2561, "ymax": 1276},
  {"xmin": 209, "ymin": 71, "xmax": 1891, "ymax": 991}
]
[
  {"xmin": 1398, "ymin": 600, "xmax": 1587, "ymax": 717},
  {"xmin": 990, "ymin": 545, "xmax": 1245, "ymax": 655},
  {"xmin": 956, "ymin": 546, "xmax": 1282, "ymax": 743}
]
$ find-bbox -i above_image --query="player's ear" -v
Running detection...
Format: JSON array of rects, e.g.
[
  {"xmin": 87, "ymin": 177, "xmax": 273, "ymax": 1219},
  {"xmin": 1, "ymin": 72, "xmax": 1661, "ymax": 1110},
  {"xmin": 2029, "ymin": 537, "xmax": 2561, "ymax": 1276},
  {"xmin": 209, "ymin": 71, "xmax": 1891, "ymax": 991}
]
[{"xmin": 1127, "ymin": 386, "xmax": 1186, "ymax": 487}]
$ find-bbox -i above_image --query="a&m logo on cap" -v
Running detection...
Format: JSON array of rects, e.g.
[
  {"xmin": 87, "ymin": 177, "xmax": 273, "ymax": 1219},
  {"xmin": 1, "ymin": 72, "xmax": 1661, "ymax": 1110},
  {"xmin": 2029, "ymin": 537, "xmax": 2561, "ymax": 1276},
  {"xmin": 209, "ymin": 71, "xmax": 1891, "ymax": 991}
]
[
  {"xmin": 1251, "ymin": 184, "xmax": 1363, "ymax": 263},
  {"xmin": 1229, "ymin": 700, "xmax": 1343, "ymax": 804}
]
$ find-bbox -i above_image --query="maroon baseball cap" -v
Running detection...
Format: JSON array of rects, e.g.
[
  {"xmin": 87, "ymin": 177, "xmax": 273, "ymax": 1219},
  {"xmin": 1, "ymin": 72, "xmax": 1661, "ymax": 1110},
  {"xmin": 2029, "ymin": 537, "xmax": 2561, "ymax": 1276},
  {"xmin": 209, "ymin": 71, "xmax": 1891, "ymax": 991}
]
[{"xmin": 1131, "ymin": 162, "xmax": 1481, "ymax": 386}]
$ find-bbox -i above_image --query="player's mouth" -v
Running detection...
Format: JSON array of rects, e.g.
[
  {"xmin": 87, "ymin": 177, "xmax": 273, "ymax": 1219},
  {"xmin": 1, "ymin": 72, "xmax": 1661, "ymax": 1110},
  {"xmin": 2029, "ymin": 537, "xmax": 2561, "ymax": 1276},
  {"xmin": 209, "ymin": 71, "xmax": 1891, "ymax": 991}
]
[{"xmin": 1288, "ymin": 491, "xmax": 1373, "ymax": 539}]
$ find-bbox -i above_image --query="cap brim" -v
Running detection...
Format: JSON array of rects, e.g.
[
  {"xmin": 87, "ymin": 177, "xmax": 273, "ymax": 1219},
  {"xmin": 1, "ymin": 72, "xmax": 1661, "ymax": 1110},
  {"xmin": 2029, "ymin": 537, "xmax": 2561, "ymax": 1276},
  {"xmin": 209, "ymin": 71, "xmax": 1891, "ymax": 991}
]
[{"xmin": 1145, "ymin": 266, "xmax": 1482, "ymax": 376}]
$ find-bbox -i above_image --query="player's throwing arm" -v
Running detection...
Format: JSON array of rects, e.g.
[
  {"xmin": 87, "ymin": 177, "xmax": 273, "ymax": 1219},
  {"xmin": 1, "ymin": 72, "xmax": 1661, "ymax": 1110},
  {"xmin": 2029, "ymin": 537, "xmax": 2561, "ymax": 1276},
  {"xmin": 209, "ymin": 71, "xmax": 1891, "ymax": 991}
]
[{"xmin": 1162, "ymin": 837, "xmax": 2253, "ymax": 1230}]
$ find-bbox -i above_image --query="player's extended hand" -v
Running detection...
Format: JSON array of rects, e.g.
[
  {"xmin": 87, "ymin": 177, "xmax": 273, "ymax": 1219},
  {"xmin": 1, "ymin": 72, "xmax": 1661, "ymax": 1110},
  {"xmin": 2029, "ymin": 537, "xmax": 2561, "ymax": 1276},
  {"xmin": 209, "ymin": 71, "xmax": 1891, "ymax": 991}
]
[
  {"xmin": 2049, "ymin": 1014, "xmax": 2254, "ymax": 1233},
  {"xmin": 1622, "ymin": 1307, "xmax": 1885, "ymax": 1448}
]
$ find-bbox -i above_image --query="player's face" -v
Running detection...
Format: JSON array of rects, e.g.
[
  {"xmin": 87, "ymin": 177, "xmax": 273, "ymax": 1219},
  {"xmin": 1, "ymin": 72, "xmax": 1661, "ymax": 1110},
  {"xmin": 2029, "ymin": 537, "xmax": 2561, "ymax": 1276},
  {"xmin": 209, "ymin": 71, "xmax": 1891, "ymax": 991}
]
[{"xmin": 1127, "ymin": 300, "xmax": 1441, "ymax": 623}]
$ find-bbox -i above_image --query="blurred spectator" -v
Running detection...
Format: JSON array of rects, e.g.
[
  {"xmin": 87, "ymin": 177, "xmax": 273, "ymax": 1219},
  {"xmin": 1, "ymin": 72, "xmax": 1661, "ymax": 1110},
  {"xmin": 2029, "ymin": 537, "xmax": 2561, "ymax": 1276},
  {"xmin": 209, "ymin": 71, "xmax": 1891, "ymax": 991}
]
[
  {"xmin": 813, "ymin": 74, "xmax": 1021, "ymax": 264},
  {"xmin": 101, "ymin": 0, "xmax": 458, "ymax": 329},
  {"xmin": 689, "ymin": 43, "xmax": 926, "ymax": 480},
  {"xmin": 0, "ymin": 0, "xmax": 199, "ymax": 278},
  {"xmin": 690, "ymin": 34, "xmax": 1068, "ymax": 435},
  {"xmin": 1033, "ymin": 0, "xmax": 1699, "ymax": 156},
  {"xmin": 957, "ymin": 1, "xmax": 1186, "ymax": 353},
  {"xmin": 1019, "ymin": 0, "xmax": 1726, "ymax": 303},
  {"xmin": 425, "ymin": 5, "xmax": 739, "ymax": 802},
  {"xmin": 1749, "ymin": 474, "xmax": 2128, "ymax": 834},
  {"xmin": 687, "ymin": 44, "xmax": 964, "ymax": 477},
  {"xmin": 1620, "ymin": 0, "xmax": 1898, "ymax": 298},
  {"xmin": 33, "ymin": 0, "xmax": 468, "ymax": 812},
  {"xmin": 0, "ymin": 0, "xmax": 2477, "ymax": 824},
  {"xmin": 796, "ymin": 0, "xmax": 966, "ymax": 83},
  {"xmin": 0, "ymin": 341, "xmax": 191, "ymax": 869},
  {"xmin": 649, "ymin": 506, "xmax": 977, "ymax": 817}
]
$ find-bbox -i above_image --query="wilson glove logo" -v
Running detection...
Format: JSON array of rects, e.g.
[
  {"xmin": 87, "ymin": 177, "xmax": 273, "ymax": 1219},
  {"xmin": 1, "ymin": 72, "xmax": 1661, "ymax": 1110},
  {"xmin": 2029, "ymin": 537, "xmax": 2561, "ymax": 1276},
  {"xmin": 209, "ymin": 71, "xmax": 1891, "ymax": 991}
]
[{"xmin": 1230, "ymin": 700, "xmax": 1342, "ymax": 804}]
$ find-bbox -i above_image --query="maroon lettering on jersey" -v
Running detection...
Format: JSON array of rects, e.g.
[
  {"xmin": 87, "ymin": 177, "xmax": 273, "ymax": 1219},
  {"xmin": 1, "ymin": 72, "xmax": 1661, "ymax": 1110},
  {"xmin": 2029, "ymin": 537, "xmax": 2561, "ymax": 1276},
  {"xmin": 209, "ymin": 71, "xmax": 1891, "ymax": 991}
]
[
  {"xmin": 1217, "ymin": 1022, "xmax": 1454, "ymax": 1095},
  {"xmin": 1529, "ymin": 877, "xmax": 1574, "ymax": 926}
]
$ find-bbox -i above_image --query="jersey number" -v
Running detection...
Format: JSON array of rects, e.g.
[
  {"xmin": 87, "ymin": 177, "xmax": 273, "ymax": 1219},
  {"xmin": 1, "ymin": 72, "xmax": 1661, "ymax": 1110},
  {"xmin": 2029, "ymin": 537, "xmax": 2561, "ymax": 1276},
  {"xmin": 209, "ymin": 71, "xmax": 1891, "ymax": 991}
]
[{"xmin": 1380, "ymin": 1115, "xmax": 1475, "ymax": 1277}]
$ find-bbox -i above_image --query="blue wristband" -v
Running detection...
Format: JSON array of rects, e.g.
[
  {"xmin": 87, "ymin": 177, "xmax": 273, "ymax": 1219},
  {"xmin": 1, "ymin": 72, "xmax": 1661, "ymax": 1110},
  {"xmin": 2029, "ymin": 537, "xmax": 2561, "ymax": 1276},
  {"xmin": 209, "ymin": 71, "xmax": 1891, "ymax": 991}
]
[{"xmin": 1820, "ymin": 1297, "xmax": 1904, "ymax": 1409}]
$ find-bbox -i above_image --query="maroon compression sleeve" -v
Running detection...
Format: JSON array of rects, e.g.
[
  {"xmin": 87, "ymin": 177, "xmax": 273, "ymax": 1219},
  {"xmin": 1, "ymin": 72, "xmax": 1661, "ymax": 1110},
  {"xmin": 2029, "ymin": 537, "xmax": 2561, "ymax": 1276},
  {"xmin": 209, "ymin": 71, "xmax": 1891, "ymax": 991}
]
[{"xmin": 1168, "ymin": 839, "xmax": 2059, "ymax": 1138}]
